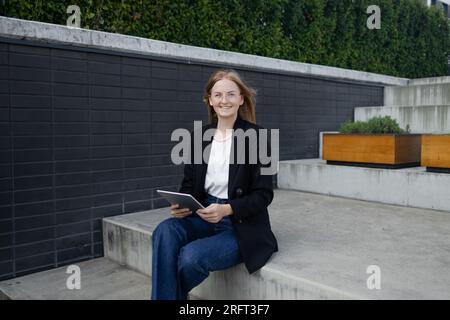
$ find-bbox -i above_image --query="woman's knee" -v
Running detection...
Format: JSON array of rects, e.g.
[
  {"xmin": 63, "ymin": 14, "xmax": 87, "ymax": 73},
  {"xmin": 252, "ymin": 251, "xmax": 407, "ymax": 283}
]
[{"xmin": 178, "ymin": 246, "xmax": 207, "ymax": 275}]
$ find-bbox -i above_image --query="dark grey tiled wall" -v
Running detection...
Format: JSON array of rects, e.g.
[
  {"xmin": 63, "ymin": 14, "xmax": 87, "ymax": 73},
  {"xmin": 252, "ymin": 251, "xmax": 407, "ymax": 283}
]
[{"xmin": 0, "ymin": 38, "xmax": 383, "ymax": 280}]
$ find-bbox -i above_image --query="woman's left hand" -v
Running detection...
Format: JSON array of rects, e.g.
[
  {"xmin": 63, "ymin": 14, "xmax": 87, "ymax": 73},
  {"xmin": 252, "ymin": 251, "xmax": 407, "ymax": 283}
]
[{"xmin": 196, "ymin": 204, "xmax": 233, "ymax": 224}]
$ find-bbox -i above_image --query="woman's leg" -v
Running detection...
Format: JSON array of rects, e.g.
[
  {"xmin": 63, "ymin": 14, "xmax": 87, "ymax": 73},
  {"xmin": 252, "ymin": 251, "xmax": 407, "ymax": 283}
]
[
  {"xmin": 177, "ymin": 227, "xmax": 242, "ymax": 299},
  {"xmin": 151, "ymin": 216, "xmax": 215, "ymax": 300}
]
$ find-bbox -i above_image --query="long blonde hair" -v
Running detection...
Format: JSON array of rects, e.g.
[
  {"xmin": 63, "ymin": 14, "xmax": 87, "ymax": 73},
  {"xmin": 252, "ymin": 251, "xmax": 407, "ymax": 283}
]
[{"xmin": 203, "ymin": 69, "xmax": 256, "ymax": 124}]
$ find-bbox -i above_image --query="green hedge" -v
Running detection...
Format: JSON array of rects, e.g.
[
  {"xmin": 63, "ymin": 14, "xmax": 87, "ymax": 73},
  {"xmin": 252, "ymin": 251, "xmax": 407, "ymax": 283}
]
[
  {"xmin": 1, "ymin": 0, "xmax": 449, "ymax": 78},
  {"xmin": 339, "ymin": 116, "xmax": 407, "ymax": 134}
]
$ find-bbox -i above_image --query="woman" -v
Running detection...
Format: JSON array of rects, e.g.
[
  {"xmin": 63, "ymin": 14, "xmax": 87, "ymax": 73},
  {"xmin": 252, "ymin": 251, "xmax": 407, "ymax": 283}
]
[{"xmin": 151, "ymin": 69, "xmax": 278, "ymax": 300}]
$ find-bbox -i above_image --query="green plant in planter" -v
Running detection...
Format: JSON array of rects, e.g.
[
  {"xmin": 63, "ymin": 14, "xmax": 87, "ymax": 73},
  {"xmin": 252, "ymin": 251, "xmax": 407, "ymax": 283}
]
[{"xmin": 339, "ymin": 116, "xmax": 408, "ymax": 134}]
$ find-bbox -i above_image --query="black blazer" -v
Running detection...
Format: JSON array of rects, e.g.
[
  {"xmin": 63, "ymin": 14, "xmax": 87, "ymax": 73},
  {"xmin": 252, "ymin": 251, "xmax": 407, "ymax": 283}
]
[{"xmin": 179, "ymin": 116, "xmax": 278, "ymax": 274}]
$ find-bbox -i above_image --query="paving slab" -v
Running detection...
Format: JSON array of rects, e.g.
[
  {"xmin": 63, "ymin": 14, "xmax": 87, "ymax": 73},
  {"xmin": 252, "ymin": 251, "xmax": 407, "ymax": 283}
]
[{"xmin": 0, "ymin": 257, "xmax": 150, "ymax": 300}]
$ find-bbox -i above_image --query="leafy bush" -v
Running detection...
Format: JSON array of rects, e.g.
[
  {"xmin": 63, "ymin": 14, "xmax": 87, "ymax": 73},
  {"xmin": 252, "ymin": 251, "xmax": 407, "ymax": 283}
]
[
  {"xmin": 339, "ymin": 120, "xmax": 370, "ymax": 133},
  {"xmin": 1, "ymin": 0, "xmax": 449, "ymax": 78},
  {"xmin": 339, "ymin": 116, "xmax": 407, "ymax": 134}
]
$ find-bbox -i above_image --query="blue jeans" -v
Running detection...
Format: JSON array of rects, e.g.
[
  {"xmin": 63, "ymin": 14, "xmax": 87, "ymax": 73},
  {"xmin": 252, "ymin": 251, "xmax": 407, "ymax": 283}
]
[{"xmin": 151, "ymin": 194, "xmax": 243, "ymax": 300}]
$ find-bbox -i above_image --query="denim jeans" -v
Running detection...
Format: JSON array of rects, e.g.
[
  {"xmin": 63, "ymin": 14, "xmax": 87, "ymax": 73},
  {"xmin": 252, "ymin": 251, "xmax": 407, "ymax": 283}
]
[{"xmin": 151, "ymin": 194, "xmax": 243, "ymax": 300}]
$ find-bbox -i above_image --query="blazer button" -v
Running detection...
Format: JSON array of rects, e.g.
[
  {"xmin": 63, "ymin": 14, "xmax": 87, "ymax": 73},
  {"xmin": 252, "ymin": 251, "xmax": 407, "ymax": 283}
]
[
  {"xmin": 238, "ymin": 219, "xmax": 243, "ymax": 223},
  {"xmin": 236, "ymin": 188, "xmax": 243, "ymax": 197}
]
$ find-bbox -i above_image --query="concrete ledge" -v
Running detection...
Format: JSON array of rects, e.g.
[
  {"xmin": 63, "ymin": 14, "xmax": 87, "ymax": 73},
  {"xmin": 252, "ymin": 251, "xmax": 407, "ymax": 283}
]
[
  {"xmin": 354, "ymin": 105, "xmax": 450, "ymax": 133},
  {"xmin": 103, "ymin": 207, "xmax": 360, "ymax": 299},
  {"xmin": 103, "ymin": 189, "xmax": 450, "ymax": 299},
  {"xmin": 408, "ymin": 76, "xmax": 450, "ymax": 86},
  {"xmin": 191, "ymin": 263, "xmax": 360, "ymax": 300},
  {"xmin": 278, "ymin": 159, "xmax": 450, "ymax": 212},
  {"xmin": 103, "ymin": 208, "xmax": 164, "ymax": 276},
  {"xmin": 384, "ymin": 83, "xmax": 450, "ymax": 106},
  {"xmin": 0, "ymin": 16, "xmax": 408, "ymax": 86}
]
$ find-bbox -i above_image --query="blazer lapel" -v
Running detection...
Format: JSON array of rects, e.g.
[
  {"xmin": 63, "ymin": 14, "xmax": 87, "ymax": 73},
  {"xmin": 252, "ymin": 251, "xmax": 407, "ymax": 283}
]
[
  {"xmin": 199, "ymin": 122, "xmax": 214, "ymax": 188},
  {"xmin": 227, "ymin": 116, "xmax": 246, "ymax": 198}
]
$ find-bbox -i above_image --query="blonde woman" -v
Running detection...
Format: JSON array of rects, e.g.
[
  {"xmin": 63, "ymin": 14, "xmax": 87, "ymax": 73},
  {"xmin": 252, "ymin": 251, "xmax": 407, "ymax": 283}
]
[{"xmin": 151, "ymin": 69, "xmax": 278, "ymax": 300}]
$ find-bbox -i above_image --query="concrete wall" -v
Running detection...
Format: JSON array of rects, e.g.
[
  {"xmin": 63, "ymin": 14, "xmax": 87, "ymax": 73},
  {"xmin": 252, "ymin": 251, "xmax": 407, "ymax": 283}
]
[
  {"xmin": 0, "ymin": 16, "xmax": 405, "ymax": 280},
  {"xmin": 384, "ymin": 83, "xmax": 450, "ymax": 106},
  {"xmin": 354, "ymin": 105, "xmax": 450, "ymax": 133}
]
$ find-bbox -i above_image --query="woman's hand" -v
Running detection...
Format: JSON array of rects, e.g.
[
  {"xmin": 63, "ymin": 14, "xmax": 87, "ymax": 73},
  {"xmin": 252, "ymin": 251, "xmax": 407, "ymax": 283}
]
[
  {"xmin": 196, "ymin": 204, "xmax": 233, "ymax": 224},
  {"xmin": 170, "ymin": 204, "xmax": 192, "ymax": 218}
]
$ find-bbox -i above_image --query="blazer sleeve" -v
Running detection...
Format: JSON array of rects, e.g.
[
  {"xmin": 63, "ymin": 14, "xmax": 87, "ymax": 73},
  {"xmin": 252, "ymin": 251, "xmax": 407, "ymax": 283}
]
[
  {"xmin": 228, "ymin": 129, "xmax": 275, "ymax": 220},
  {"xmin": 178, "ymin": 129, "xmax": 195, "ymax": 195},
  {"xmin": 178, "ymin": 161, "xmax": 194, "ymax": 195}
]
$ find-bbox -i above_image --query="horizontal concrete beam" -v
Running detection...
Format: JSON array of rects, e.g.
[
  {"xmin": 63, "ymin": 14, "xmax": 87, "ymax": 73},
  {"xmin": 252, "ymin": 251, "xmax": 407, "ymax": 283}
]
[
  {"xmin": 354, "ymin": 105, "xmax": 450, "ymax": 134},
  {"xmin": 408, "ymin": 76, "xmax": 450, "ymax": 86},
  {"xmin": 0, "ymin": 16, "xmax": 408, "ymax": 86},
  {"xmin": 278, "ymin": 159, "xmax": 450, "ymax": 212},
  {"xmin": 384, "ymin": 83, "xmax": 450, "ymax": 106}
]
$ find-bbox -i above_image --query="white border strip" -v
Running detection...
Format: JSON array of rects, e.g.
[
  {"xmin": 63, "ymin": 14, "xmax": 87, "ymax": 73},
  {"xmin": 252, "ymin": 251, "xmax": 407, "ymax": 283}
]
[{"xmin": 0, "ymin": 16, "xmax": 409, "ymax": 86}]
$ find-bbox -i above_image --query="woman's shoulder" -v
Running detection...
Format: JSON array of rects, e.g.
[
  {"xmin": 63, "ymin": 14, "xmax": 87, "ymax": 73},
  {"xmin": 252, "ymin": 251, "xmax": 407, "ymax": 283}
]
[
  {"xmin": 240, "ymin": 119, "xmax": 268, "ymax": 132},
  {"xmin": 196, "ymin": 118, "xmax": 267, "ymax": 132}
]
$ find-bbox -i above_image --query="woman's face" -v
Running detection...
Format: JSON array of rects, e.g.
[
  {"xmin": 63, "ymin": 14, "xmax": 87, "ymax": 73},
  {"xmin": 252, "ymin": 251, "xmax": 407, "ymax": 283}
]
[{"xmin": 209, "ymin": 78, "xmax": 244, "ymax": 121}]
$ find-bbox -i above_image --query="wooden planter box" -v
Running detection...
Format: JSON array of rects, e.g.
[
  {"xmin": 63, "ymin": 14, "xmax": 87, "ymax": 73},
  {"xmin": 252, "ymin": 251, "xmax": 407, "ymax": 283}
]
[
  {"xmin": 322, "ymin": 134, "xmax": 422, "ymax": 168},
  {"xmin": 421, "ymin": 134, "xmax": 450, "ymax": 173}
]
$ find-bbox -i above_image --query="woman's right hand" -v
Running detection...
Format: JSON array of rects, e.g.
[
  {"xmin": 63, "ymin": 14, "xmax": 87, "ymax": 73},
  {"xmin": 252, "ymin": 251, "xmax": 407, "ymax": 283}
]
[{"xmin": 170, "ymin": 204, "xmax": 192, "ymax": 218}]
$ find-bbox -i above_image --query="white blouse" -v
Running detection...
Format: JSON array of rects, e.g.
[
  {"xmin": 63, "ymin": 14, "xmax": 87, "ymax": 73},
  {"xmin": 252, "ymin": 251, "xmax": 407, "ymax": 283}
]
[{"xmin": 204, "ymin": 131, "xmax": 233, "ymax": 199}]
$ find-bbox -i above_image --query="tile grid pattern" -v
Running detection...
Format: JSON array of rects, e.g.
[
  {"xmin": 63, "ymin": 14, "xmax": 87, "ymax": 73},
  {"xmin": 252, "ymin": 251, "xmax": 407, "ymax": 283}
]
[{"xmin": 0, "ymin": 39, "xmax": 383, "ymax": 280}]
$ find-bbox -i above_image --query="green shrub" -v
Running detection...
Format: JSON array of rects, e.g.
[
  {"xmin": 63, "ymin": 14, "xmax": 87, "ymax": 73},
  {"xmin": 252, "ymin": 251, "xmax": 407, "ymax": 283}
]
[
  {"xmin": 1, "ymin": 0, "xmax": 449, "ymax": 78},
  {"xmin": 339, "ymin": 120, "xmax": 370, "ymax": 133},
  {"xmin": 339, "ymin": 116, "xmax": 407, "ymax": 134}
]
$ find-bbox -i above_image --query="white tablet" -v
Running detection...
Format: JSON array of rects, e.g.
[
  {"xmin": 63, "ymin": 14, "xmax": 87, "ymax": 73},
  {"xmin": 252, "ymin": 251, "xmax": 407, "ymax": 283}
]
[{"xmin": 157, "ymin": 190, "xmax": 205, "ymax": 212}]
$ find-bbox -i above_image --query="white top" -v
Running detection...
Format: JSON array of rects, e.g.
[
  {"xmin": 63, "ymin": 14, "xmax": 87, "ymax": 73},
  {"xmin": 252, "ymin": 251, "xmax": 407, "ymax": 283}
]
[{"xmin": 204, "ymin": 131, "xmax": 233, "ymax": 199}]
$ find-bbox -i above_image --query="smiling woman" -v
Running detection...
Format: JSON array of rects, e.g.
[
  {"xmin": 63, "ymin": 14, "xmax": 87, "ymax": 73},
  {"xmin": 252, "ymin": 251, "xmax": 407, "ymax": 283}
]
[
  {"xmin": 208, "ymin": 79, "xmax": 243, "ymax": 128},
  {"xmin": 203, "ymin": 69, "xmax": 256, "ymax": 125},
  {"xmin": 151, "ymin": 69, "xmax": 278, "ymax": 300}
]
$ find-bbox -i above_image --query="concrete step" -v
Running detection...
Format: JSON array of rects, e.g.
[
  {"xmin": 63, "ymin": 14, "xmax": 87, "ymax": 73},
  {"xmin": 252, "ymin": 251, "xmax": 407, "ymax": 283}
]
[
  {"xmin": 0, "ymin": 257, "xmax": 150, "ymax": 300},
  {"xmin": 384, "ymin": 82, "xmax": 450, "ymax": 107},
  {"xmin": 278, "ymin": 159, "xmax": 450, "ymax": 212},
  {"xmin": 103, "ymin": 189, "xmax": 450, "ymax": 299},
  {"xmin": 354, "ymin": 105, "xmax": 450, "ymax": 134}
]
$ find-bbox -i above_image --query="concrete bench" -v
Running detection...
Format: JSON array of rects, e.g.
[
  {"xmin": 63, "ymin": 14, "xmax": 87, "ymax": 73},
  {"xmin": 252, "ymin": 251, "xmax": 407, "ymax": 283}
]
[{"xmin": 104, "ymin": 189, "xmax": 450, "ymax": 299}]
